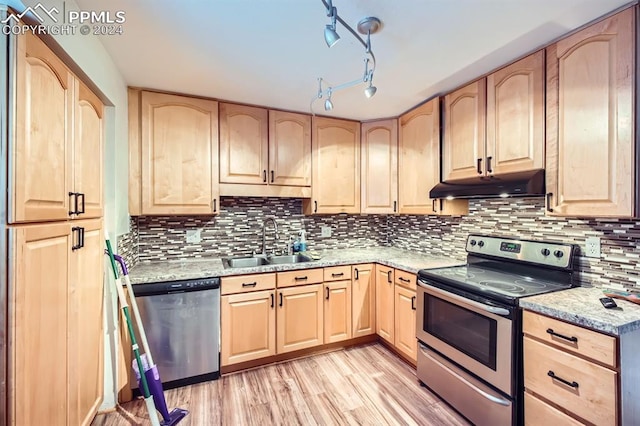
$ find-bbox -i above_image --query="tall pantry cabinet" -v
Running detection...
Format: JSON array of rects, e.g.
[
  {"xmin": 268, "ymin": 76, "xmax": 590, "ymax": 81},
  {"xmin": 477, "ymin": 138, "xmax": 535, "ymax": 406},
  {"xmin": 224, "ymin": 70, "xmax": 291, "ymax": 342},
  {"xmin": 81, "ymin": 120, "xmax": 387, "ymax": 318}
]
[{"xmin": 7, "ymin": 30, "xmax": 104, "ymax": 425}]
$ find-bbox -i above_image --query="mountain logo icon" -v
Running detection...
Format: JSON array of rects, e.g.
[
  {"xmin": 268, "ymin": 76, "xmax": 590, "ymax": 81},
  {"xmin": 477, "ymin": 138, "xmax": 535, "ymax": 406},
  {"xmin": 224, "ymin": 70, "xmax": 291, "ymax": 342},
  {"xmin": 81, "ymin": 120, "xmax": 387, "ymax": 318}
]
[{"xmin": 1, "ymin": 3, "xmax": 59, "ymax": 24}]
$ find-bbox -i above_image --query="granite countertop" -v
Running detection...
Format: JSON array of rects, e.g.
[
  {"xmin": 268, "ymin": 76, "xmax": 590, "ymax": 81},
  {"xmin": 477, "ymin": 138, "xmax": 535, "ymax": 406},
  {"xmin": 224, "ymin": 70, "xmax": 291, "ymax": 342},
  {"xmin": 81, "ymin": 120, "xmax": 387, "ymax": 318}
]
[
  {"xmin": 128, "ymin": 247, "xmax": 464, "ymax": 285},
  {"xmin": 520, "ymin": 286, "xmax": 640, "ymax": 336}
]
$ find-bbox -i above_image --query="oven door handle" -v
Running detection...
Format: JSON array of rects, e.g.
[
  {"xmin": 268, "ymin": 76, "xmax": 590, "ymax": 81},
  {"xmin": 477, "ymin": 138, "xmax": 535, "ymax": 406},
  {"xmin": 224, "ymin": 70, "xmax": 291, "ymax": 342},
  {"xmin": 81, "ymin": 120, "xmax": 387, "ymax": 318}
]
[
  {"xmin": 418, "ymin": 280, "xmax": 511, "ymax": 317},
  {"xmin": 418, "ymin": 344, "xmax": 511, "ymax": 407}
]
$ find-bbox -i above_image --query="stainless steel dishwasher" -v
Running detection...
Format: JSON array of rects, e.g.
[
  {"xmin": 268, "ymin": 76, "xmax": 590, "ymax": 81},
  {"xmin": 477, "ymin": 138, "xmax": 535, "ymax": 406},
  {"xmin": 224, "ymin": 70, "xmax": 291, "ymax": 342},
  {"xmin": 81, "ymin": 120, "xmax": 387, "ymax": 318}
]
[{"xmin": 132, "ymin": 277, "xmax": 220, "ymax": 390}]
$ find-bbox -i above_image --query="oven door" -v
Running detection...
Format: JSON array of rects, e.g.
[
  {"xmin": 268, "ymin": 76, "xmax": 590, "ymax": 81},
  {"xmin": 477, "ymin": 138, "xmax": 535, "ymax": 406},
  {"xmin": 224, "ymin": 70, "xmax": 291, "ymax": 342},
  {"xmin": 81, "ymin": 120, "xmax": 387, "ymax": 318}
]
[{"xmin": 416, "ymin": 278, "xmax": 513, "ymax": 396}]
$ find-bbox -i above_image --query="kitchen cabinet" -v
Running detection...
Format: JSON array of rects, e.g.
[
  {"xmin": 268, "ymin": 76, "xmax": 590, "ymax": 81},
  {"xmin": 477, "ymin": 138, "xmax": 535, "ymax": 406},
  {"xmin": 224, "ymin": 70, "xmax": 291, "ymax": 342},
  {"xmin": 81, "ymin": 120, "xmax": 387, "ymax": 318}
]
[
  {"xmin": 268, "ymin": 110, "xmax": 312, "ymax": 187},
  {"xmin": 352, "ymin": 264, "xmax": 376, "ymax": 338},
  {"xmin": 324, "ymin": 280, "xmax": 352, "ymax": 344},
  {"xmin": 133, "ymin": 91, "xmax": 219, "ymax": 215},
  {"xmin": 375, "ymin": 265, "xmax": 394, "ymax": 344},
  {"xmin": 394, "ymin": 270, "xmax": 417, "ymax": 363},
  {"xmin": 12, "ymin": 32, "xmax": 103, "ymax": 223},
  {"xmin": 10, "ymin": 220, "xmax": 104, "ymax": 426},
  {"xmin": 304, "ymin": 117, "xmax": 360, "ymax": 214},
  {"xmin": 361, "ymin": 119, "xmax": 398, "ymax": 214},
  {"xmin": 221, "ymin": 273, "xmax": 276, "ymax": 366},
  {"xmin": 545, "ymin": 8, "xmax": 635, "ymax": 217},
  {"xmin": 523, "ymin": 310, "xmax": 618, "ymax": 425},
  {"xmin": 277, "ymin": 284, "xmax": 324, "ymax": 353},
  {"xmin": 398, "ymin": 99, "xmax": 467, "ymax": 215}
]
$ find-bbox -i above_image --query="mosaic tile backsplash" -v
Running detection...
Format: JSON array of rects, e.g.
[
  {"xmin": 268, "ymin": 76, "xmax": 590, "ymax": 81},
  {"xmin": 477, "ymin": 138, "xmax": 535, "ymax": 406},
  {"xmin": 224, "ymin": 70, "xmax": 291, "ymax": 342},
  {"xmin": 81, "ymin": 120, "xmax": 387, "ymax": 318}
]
[{"xmin": 119, "ymin": 197, "xmax": 640, "ymax": 290}]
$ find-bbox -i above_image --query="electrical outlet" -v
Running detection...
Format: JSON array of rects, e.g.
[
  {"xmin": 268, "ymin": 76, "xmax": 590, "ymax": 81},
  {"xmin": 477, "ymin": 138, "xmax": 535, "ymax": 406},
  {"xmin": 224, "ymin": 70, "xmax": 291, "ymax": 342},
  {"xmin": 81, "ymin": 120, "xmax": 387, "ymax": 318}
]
[
  {"xmin": 321, "ymin": 226, "xmax": 332, "ymax": 238},
  {"xmin": 186, "ymin": 229, "xmax": 202, "ymax": 244},
  {"xmin": 585, "ymin": 237, "xmax": 601, "ymax": 258}
]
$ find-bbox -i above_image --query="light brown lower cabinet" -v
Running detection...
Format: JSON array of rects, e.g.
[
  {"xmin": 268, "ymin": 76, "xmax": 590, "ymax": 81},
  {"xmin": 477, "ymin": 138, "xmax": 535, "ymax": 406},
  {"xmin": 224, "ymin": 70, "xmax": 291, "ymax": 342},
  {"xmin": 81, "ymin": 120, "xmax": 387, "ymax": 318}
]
[
  {"xmin": 352, "ymin": 264, "xmax": 376, "ymax": 337},
  {"xmin": 324, "ymin": 280, "xmax": 352, "ymax": 344},
  {"xmin": 277, "ymin": 284, "xmax": 324, "ymax": 354},
  {"xmin": 394, "ymin": 285, "xmax": 417, "ymax": 362},
  {"xmin": 375, "ymin": 265, "xmax": 395, "ymax": 344}
]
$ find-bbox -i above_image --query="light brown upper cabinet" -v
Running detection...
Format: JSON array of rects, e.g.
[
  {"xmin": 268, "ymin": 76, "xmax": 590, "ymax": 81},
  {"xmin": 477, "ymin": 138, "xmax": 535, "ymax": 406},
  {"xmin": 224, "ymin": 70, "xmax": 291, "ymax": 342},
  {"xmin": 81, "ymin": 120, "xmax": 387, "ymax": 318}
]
[
  {"xmin": 131, "ymin": 90, "xmax": 219, "ymax": 215},
  {"xmin": 12, "ymin": 32, "xmax": 103, "ymax": 223},
  {"xmin": 443, "ymin": 80, "xmax": 487, "ymax": 181},
  {"xmin": 304, "ymin": 117, "xmax": 361, "ymax": 214},
  {"xmin": 486, "ymin": 51, "xmax": 544, "ymax": 175},
  {"xmin": 399, "ymin": 99, "xmax": 468, "ymax": 215},
  {"xmin": 361, "ymin": 119, "xmax": 398, "ymax": 214},
  {"xmin": 546, "ymin": 8, "xmax": 635, "ymax": 217},
  {"xmin": 219, "ymin": 105, "xmax": 311, "ymax": 197}
]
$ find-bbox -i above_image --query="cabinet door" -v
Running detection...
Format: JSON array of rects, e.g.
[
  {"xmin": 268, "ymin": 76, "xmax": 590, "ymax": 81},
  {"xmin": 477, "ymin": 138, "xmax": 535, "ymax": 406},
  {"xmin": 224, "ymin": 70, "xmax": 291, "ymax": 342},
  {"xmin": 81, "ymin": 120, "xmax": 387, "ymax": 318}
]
[
  {"xmin": 361, "ymin": 119, "xmax": 398, "ymax": 214},
  {"xmin": 68, "ymin": 219, "xmax": 104, "ymax": 426},
  {"xmin": 219, "ymin": 103, "xmax": 269, "ymax": 184},
  {"xmin": 352, "ymin": 264, "xmax": 375, "ymax": 338},
  {"xmin": 10, "ymin": 223, "xmax": 70, "ymax": 426},
  {"xmin": 73, "ymin": 80, "xmax": 104, "ymax": 219},
  {"xmin": 221, "ymin": 290, "xmax": 276, "ymax": 366},
  {"xmin": 394, "ymin": 285, "xmax": 417, "ymax": 363},
  {"xmin": 546, "ymin": 9, "xmax": 634, "ymax": 217},
  {"xmin": 269, "ymin": 111, "xmax": 311, "ymax": 186},
  {"xmin": 141, "ymin": 91, "xmax": 219, "ymax": 215},
  {"xmin": 324, "ymin": 280, "xmax": 352, "ymax": 344},
  {"xmin": 308, "ymin": 117, "xmax": 360, "ymax": 214},
  {"xmin": 277, "ymin": 284, "xmax": 323, "ymax": 353},
  {"xmin": 487, "ymin": 51, "xmax": 544, "ymax": 175},
  {"xmin": 12, "ymin": 32, "xmax": 73, "ymax": 223},
  {"xmin": 443, "ymin": 79, "xmax": 487, "ymax": 181},
  {"xmin": 375, "ymin": 265, "xmax": 394, "ymax": 344}
]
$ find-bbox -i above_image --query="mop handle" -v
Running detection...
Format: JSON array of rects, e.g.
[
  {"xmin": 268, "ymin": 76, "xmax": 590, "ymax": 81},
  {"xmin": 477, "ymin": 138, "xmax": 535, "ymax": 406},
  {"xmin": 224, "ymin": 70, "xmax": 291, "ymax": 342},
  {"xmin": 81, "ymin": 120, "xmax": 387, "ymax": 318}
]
[{"xmin": 113, "ymin": 254, "xmax": 155, "ymax": 366}]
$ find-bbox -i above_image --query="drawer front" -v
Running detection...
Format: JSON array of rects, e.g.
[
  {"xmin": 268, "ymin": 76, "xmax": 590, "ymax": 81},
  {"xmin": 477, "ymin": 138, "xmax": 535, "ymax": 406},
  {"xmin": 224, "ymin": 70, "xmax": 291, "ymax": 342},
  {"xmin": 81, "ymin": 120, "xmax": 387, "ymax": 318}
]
[
  {"xmin": 221, "ymin": 273, "xmax": 276, "ymax": 295},
  {"xmin": 324, "ymin": 265, "xmax": 352, "ymax": 282},
  {"xmin": 524, "ymin": 337, "xmax": 617, "ymax": 426},
  {"xmin": 524, "ymin": 392, "xmax": 583, "ymax": 426},
  {"xmin": 277, "ymin": 268, "xmax": 324, "ymax": 288},
  {"xmin": 394, "ymin": 269, "xmax": 416, "ymax": 290},
  {"xmin": 523, "ymin": 310, "xmax": 617, "ymax": 367}
]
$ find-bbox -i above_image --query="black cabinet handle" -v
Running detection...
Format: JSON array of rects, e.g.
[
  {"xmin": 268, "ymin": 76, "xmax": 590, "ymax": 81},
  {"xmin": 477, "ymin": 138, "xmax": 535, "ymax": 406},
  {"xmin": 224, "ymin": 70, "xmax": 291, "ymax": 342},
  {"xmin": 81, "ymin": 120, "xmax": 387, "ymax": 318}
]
[
  {"xmin": 68, "ymin": 192, "xmax": 78, "ymax": 215},
  {"xmin": 314, "ymin": 200, "xmax": 318, "ymax": 213},
  {"xmin": 242, "ymin": 282, "xmax": 257, "ymax": 287},
  {"xmin": 546, "ymin": 328, "xmax": 577, "ymax": 343},
  {"xmin": 411, "ymin": 296, "xmax": 416, "ymax": 310},
  {"xmin": 547, "ymin": 371, "xmax": 579, "ymax": 389},
  {"xmin": 393, "ymin": 201, "xmax": 397, "ymax": 213},
  {"xmin": 270, "ymin": 170, "xmax": 274, "ymax": 183},
  {"xmin": 279, "ymin": 292, "xmax": 283, "ymax": 307},
  {"xmin": 263, "ymin": 170, "xmax": 267, "ymax": 182},
  {"xmin": 432, "ymin": 199, "xmax": 437, "ymax": 213},
  {"xmin": 546, "ymin": 193, "xmax": 554, "ymax": 213},
  {"xmin": 270, "ymin": 293, "xmax": 274, "ymax": 308},
  {"xmin": 332, "ymin": 272, "xmax": 344, "ymax": 278},
  {"xmin": 387, "ymin": 270, "xmax": 392, "ymax": 283},
  {"xmin": 80, "ymin": 227, "xmax": 85, "ymax": 248},
  {"xmin": 294, "ymin": 276, "xmax": 308, "ymax": 281},
  {"xmin": 212, "ymin": 199, "xmax": 217, "ymax": 213},
  {"xmin": 477, "ymin": 158, "xmax": 482, "ymax": 175},
  {"xmin": 71, "ymin": 226, "xmax": 81, "ymax": 250},
  {"xmin": 486, "ymin": 156, "xmax": 493, "ymax": 173},
  {"xmin": 398, "ymin": 277, "xmax": 410, "ymax": 283},
  {"xmin": 325, "ymin": 286, "xmax": 330, "ymax": 300},
  {"xmin": 354, "ymin": 268, "xmax": 359, "ymax": 280},
  {"xmin": 78, "ymin": 193, "xmax": 85, "ymax": 214}
]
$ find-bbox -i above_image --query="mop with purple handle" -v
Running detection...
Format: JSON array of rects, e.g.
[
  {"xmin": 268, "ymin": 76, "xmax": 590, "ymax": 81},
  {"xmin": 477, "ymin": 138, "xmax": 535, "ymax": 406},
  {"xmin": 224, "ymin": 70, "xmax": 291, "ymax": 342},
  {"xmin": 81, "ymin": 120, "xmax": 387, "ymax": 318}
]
[{"xmin": 113, "ymin": 254, "xmax": 188, "ymax": 426}]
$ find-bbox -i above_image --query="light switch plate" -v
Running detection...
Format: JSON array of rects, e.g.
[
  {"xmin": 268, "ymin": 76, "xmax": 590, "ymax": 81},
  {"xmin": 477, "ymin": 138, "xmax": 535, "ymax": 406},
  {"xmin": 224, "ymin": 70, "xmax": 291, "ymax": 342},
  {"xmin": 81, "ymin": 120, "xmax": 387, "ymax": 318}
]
[
  {"xmin": 321, "ymin": 226, "xmax": 332, "ymax": 238},
  {"xmin": 186, "ymin": 229, "xmax": 202, "ymax": 244},
  {"xmin": 585, "ymin": 237, "xmax": 601, "ymax": 258}
]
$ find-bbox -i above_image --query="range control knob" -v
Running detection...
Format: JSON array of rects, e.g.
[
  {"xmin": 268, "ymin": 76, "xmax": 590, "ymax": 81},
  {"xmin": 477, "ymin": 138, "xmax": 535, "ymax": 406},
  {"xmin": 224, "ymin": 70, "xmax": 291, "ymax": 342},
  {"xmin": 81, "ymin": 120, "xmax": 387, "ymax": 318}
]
[
  {"xmin": 554, "ymin": 250, "xmax": 564, "ymax": 258},
  {"xmin": 478, "ymin": 241, "xmax": 485, "ymax": 248},
  {"xmin": 470, "ymin": 240, "xmax": 477, "ymax": 246},
  {"xmin": 541, "ymin": 248, "xmax": 550, "ymax": 256}
]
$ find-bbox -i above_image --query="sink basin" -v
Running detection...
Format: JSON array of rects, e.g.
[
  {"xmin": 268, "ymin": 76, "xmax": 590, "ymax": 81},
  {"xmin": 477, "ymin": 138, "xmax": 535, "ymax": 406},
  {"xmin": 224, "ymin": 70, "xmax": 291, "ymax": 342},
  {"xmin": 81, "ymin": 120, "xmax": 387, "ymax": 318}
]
[
  {"xmin": 224, "ymin": 256, "xmax": 269, "ymax": 268},
  {"xmin": 268, "ymin": 254, "xmax": 312, "ymax": 265}
]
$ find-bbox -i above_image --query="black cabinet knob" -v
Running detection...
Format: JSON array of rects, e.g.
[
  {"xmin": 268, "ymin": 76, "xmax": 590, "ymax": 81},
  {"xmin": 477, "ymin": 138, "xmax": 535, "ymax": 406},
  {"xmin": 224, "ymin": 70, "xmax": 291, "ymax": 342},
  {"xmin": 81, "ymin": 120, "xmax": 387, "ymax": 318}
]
[
  {"xmin": 541, "ymin": 248, "xmax": 550, "ymax": 256},
  {"xmin": 478, "ymin": 241, "xmax": 485, "ymax": 247},
  {"xmin": 470, "ymin": 240, "xmax": 477, "ymax": 246},
  {"xmin": 554, "ymin": 250, "xmax": 564, "ymax": 258}
]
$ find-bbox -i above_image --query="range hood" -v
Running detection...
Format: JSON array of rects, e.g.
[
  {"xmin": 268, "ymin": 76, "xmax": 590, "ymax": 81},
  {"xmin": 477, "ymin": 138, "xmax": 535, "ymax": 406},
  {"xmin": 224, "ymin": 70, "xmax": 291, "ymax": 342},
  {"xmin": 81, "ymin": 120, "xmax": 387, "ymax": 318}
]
[{"xmin": 429, "ymin": 169, "xmax": 545, "ymax": 199}]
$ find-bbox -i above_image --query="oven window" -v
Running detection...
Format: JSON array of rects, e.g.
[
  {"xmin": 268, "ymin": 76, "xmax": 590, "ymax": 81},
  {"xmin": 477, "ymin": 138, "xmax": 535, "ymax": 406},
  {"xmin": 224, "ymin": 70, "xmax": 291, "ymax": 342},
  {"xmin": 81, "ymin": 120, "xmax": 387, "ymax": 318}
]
[{"xmin": 424, "ymin": 294, "xmax": 497, "ymax": 370}]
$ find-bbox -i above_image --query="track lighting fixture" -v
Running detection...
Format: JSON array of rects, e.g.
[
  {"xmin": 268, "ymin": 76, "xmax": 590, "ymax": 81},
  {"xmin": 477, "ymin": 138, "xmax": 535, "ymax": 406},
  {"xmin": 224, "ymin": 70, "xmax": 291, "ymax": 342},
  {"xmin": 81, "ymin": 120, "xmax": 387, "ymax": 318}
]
[{"xmin": 312, "ymin": 0, "xmax": 382, "ymax": 113}]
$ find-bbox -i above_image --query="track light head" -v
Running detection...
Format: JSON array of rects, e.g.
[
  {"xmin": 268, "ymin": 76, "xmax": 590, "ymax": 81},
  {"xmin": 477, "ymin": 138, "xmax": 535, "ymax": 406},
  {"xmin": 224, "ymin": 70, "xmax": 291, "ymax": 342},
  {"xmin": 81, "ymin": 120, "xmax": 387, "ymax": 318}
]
[
  {"xmin": 364, "ymin": 84, "xmax": 377, "ymax": 98},
  {"xmin": 324, "ymin": 98, "xmax": 334, "ymax": 111},
  {"xmin": 324, "ymin": 24, "xmax": 340, "ymax": 47}
]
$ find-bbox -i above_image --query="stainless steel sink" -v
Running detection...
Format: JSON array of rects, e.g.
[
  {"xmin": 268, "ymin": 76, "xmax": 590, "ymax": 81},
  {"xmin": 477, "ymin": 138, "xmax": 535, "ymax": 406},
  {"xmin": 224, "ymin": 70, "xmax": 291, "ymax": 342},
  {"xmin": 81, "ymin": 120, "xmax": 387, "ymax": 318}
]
[{"xmin": 267, "ymin": 254, "xmax": 312, "ymax": 265}]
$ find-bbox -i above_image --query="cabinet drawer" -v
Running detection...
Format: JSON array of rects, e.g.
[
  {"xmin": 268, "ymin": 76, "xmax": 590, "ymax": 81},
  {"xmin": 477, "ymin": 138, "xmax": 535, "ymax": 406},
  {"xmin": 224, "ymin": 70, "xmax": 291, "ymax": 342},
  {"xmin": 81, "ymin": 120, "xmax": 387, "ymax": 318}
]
[
  {"xmin": 524, "ymin": 337, "xmax": 617, "ymax": 426},
  {"xmin": 221, "ymin": 273, "xmax": 276, "ymax": 295},
  {"xmin": 524, "ymin": 392, "xmax": 582, "ymax": 426},
  {"xmin": 277, "ymin": 268, "xmax": 323, "ymax": 288},
  {"xmin": 324, "ymin": 265, "xmax": 352, "ymax": 282},
  {"xmin": 394, "ymin": 269, "xmax": 416, "ymax": 290},
  {"xmin": 523, "ymin": 310, "xmax": 617, "ymax": 367}
]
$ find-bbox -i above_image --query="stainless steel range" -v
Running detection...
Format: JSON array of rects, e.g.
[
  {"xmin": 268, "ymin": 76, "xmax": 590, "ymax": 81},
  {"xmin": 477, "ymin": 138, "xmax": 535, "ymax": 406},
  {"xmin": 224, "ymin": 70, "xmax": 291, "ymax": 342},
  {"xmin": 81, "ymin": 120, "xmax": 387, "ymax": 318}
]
[{"xmin": 416, "ymin": 235, "xmax": 577, "ymax": 426}]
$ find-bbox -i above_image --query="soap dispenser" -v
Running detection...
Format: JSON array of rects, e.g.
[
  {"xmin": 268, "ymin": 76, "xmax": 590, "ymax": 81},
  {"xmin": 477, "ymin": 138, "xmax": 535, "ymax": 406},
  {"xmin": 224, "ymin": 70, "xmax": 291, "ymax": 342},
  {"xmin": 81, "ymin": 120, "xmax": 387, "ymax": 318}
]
[{"xmin": 298, "ymin": 230, "xmax": 307, "ymax": 252}]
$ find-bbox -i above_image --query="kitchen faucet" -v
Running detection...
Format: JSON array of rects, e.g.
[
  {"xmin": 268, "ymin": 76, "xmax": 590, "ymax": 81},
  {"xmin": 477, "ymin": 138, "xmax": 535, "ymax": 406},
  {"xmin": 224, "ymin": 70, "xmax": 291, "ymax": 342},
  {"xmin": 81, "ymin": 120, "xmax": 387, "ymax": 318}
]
[{"xmin": 260, "ymin": 217, "xmax": 278, "ymax": 257}]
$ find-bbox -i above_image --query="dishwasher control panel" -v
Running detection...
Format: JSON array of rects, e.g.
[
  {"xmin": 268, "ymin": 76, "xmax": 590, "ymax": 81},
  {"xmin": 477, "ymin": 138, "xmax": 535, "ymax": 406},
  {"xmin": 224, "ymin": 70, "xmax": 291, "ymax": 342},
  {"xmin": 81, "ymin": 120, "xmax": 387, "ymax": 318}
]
[{"xmin": 133, "ymin": 277, "xmax": 221, "ymax": 296}]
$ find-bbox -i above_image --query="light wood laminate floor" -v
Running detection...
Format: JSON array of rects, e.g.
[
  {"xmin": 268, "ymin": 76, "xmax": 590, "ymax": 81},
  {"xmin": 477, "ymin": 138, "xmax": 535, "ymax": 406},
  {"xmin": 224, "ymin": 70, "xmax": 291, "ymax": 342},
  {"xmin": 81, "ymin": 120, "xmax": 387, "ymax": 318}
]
[{"xmin": 92, "ymin": 343, "xmax": 469, "ymax": 425}]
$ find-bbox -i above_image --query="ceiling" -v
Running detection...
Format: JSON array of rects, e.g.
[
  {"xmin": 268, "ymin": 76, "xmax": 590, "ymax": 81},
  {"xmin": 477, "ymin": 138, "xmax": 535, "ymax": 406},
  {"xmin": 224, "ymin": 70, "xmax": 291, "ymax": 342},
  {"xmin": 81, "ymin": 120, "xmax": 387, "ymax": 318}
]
[{"xmin": 78, "ymin": 0, "xmax": 632, "ymax": 120}]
